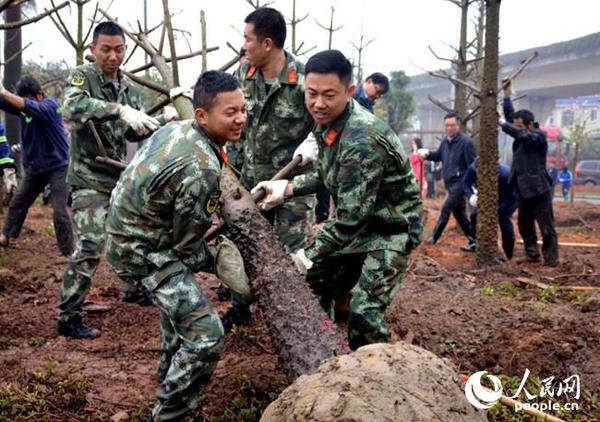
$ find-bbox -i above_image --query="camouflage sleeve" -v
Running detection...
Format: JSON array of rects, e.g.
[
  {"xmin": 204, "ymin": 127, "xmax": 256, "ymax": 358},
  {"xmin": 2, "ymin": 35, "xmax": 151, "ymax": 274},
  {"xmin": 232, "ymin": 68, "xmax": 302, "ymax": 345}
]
[
  {"xmin": 171, "ymin": 169, "xmax": 219, "ymax": 273},
  {"xmin": 305, "ymin": 140, "xmax": 384, "ymax": 260},
  {"xmin": 291, "ymin": 170, "xmax": 325, "ymax": 196},
  {"xmin": 63, "ymin": 68, "xmax": 121, "ymax": 123}
]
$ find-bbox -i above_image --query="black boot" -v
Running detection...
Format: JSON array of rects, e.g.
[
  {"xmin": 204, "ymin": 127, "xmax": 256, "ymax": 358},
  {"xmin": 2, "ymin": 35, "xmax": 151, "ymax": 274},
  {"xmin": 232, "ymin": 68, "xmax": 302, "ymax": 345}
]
[
  {"xmin": 222, "ymin": 306, "xmax": 252, "ymax": 334},
  {"xmin": 57, "ymin": 316, "xmax": 100, "ymax": 339},
  {"xmin": 502, "ymin": 234, "xmax": 515, "ymax": 260},
  {"xmin": 122, "ymin": 290, "xmax": 153, "ymax": 307}
]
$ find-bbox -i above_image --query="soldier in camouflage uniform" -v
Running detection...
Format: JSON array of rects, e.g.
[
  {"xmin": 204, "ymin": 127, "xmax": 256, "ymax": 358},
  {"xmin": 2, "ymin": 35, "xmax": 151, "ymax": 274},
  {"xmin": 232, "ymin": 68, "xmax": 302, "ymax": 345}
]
[
  {"xmin": 57, "ymin": 22, "xmax": 167, "ymax": 339},
  {"xmin": 234, "ymin": 7, "xmax": 315, "ymax": 252},
  {"xmin": 254, "ymin": 50, "xmax": 423, "ymax": 350},
  {"xmin": 106, "ymin": 70, "xmax": 246, "ymax": 421}
]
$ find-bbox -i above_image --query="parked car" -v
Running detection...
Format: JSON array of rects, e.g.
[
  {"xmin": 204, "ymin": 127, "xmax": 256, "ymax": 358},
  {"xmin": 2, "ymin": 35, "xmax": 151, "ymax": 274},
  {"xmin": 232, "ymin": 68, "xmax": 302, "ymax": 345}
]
[{"xmin": 575, "ymin": 160, "xmax": 600, "ymax": 185}]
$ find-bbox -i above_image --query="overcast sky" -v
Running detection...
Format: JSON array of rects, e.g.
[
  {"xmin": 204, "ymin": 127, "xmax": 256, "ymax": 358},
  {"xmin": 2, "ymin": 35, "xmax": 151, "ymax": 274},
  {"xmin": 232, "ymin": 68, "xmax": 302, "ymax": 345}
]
[{"xmin": 15, "ymin": 0, "xmax": 600, "ymax": 87}]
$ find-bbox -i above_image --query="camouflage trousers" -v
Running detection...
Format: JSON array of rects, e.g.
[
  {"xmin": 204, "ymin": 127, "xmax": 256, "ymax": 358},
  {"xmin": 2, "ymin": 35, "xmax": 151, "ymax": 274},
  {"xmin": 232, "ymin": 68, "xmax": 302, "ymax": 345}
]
[
  {"xmin": 114, "ymin": 260, "xmax": 224, "ymax": 422},
  {"xmin": 264, "ymin": 194, "xmax": 315, "ymax": 252},
  {"xmin": 58, "ymin": 188, "xmax": 110, "ymax": 322},
  {"xmin": 306, "ymin": 249, "xmax": 408, "ymax": 350}
]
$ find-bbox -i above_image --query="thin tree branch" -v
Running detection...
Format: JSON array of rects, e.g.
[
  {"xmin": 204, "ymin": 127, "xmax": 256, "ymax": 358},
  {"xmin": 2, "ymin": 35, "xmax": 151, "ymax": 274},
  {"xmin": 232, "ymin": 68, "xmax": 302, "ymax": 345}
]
[
  {"xmin": 128, "ymin": 47, "xmax": 218, "ymax": 74},
  {"xmin": 82, "ymin": 2, "xmax": 100, "ymax": 45},
  {"xmin": 428, "ymin": 95, "xmax": 454, "ymax": 114},
  {"xmin": 0, "ymin": 0, "xmax": 68, "ymax": 30},
  {"xmin": 48, "ymin": 0, "xmax": 77, "ymax": 47},
  {"xmin": 501, "ymin": 51, "xmax": 538, "ymax": 89},
  {"xmin": 2, "ymin": 41, "xmax": 32, "ymax": 65},
  {"xmin": 428, "ymin": 45, "xmax": 456, "ymax": 63},
  {"xmin": 161, "ymin": 0, "xmax": 179, "ymax": 85}
]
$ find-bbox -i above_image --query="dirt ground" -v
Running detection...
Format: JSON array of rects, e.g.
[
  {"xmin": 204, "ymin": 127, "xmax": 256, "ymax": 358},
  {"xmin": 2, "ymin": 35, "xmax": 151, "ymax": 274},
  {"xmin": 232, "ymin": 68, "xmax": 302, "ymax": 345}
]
[{"xmin": 0, "ymin": 199, "xmax": 598, "ymax": 421}]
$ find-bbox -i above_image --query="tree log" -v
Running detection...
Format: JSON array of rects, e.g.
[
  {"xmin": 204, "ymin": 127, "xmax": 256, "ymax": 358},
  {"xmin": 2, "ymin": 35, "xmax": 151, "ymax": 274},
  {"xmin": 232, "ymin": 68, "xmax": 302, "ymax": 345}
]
[{"xmin": 219, "ymin": 166, "xmax": 350, "ymax": 380}]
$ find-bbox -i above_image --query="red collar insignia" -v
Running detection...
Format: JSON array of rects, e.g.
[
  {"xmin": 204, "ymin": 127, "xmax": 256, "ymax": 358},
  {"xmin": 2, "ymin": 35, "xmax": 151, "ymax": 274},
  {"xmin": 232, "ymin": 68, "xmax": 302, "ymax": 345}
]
[
  {"xmin": 324, "ymin": 128, "xmax": 338, "ymax": 146},
  {"xmin": 287, "ymin": 69, "xmax": 297, "ymax": 85},
  {"xmin": 246, "ymin": 65, "xmax": 257, "ymax": 78},
  {"xmin": 219, "ymin": 146, "xmax": 229, "ymax": 163}
]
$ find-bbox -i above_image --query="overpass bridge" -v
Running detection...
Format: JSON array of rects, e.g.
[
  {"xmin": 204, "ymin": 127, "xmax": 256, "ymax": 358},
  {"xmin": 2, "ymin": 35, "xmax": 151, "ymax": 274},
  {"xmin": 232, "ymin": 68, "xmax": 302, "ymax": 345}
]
[{"xmin": 408, "ymin": 32, "xmax": 600, "ymax": 144}]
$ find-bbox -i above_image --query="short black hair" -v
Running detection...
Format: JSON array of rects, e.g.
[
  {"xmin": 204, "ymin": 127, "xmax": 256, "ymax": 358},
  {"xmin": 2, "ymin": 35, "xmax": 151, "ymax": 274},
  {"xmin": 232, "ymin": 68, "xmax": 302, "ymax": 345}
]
[
  {"xmin": 193, "ymin": 70, "xmax": 241, "ymax": 110},
  {"xmin": 16, "ymin": 76, "xmax": 42, "ymax": 97},
  {"xmin": 412, "ymin": 136, "xmax": 423, "ymax": 149},
  {"xmin": 93, "ymin": 22, "xmax": 125, "ymax": 43},
  {"xmin": 444, "ymin": 112, "xmax": 462, "ymax": 124},
  {"xmin": 305, "ymin": 50, "xmax": 353, "ymax": 86},
  {"xmin": 244, "ymin": 8, "xmax": 286, "ymax": 49},
  {"xmin": 514, "ymin": 109, "xmax": 535, "ymax": 126},
  {"xmin": 366, "ymin": 72, "xmax": 390, "ymax": 94}
]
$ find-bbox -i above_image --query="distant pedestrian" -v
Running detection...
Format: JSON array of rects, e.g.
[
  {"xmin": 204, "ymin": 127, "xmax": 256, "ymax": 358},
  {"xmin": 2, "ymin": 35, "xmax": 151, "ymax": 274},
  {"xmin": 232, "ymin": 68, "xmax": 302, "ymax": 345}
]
[
  {"xmin": 409, "ymin": 136, "xmax": 425, "ymax": 196},
  {"xmin": 558, "ymin": 166, "xmax": 572, "ymax": 202},
  {"xmin": 418, "ymin": 112, "xmax": 476, "ymax": 249}
]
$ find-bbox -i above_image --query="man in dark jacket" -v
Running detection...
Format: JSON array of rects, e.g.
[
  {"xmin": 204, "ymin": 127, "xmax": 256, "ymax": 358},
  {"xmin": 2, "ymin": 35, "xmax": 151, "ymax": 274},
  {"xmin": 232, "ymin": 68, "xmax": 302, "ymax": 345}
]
[
  {"xmin": 0, "ymin": 76, "xmax": 73, "ymax": 256},
  {"xmin": 462, "ymin": 159, "xmax": 518, "ymax": 258},
  {"xmin": 418, "ymin": 112, "xmax": 475, "ymax": 247},
  {"xmin": 501, "ymin": 82, "xmax": 558, "ymax": 266}
]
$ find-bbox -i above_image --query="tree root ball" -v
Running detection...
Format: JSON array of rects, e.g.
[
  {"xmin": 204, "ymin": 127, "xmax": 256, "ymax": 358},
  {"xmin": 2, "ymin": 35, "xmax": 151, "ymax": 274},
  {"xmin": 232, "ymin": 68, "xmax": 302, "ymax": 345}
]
[{"xmin": 261, "ymin": 342, "xmax": 486, "ymax": 422}]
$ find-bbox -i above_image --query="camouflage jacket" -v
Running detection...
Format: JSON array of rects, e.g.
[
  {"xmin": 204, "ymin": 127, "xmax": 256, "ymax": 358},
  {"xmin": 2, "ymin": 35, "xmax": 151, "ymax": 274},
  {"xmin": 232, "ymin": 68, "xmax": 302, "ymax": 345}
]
[
  {"xmin": 234, "ymin": 52, "xmax": 314, "ymax": 189},
  {"xmin": 64, "ymin": 62, "xmax": 145, "ymax": 194},
  {"xmin": 106, "ymin": 120, "xmax": 224, "ymax": 277},
  {"xmin": 292, "ymin": 100, "xmax": 423, "ymax": 258}
]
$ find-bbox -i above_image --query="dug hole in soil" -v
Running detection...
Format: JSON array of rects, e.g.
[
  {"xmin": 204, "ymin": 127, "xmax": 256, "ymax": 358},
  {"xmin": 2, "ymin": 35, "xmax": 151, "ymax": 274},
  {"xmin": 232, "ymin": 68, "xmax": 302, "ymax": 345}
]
[{"xmin": 0, "ymin": 199, "xmax": 598, "ymax": 421}]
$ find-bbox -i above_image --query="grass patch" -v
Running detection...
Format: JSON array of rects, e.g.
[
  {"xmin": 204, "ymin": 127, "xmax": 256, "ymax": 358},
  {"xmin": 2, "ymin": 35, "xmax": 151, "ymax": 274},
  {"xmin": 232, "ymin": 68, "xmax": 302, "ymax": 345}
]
[
  {"xmin": 0, "ymin": 366, "xmax": 91, "ymax": 421},
  {"xmin": 537, "ymin": 283, "xmax": 561, "ymax": 303}
]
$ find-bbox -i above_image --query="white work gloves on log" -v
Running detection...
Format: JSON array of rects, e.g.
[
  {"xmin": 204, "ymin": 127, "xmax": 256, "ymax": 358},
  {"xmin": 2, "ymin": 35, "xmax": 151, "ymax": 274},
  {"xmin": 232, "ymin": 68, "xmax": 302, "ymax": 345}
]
[
  {"xmin": 291, "ymin": 248, "xmax": 313, "ymax": 275},
  {"xmin": 2, "ymin": 167, "xmax": 17, "ymax": 195},
  {"xmin": 417, "ymin": 148, "xmax": 429, "ymax": 159},
  {"xmin": 118, "ymin": 105, "xmax": 160, "ymax": 136},
  {"xmin": 162, "ymin": 105, "xmax": 180, "ymax": 123},
  {"xmin": 293, "ymin": 133, "xmax": 319, "ymax": 166},
  {"xmin": 469, "ymin": 194, "xmax": 478, "ymax": 207},
  {"xmin": 251, "ymin": 179, "xmax": 288, "ymax": 211},
  {"xmin": 169, "ymin": 86, "xmax": 193, "ymax": 101},
  {"xmin": 215, "ymin": 235, "xmax": 253, "ymax": 303}
]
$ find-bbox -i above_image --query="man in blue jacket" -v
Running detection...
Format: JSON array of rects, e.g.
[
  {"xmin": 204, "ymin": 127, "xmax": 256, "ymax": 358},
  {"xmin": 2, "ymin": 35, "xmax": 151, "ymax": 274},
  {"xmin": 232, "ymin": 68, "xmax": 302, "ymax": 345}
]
[
  {"xmin": 462, "ymin": 159, "xmax": 518, "ymax": 259},
  {"xmin": 417, "ymin": 112, "xmax": 476, "ymax": 248},
  {"xmin": 0, "ymin": 76, "xmax": 73, "ymax": 256}
]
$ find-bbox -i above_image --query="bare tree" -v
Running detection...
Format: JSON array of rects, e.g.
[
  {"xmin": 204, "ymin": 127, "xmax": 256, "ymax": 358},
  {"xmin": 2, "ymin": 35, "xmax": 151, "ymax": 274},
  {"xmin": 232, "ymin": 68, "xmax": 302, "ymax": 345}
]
[
  {"xmin": 47, "ymin": 0, "xmax": 99, "ymax": 65},
  {"xmin": 315, "ymin": 6, "xmax": 342, "ymax": 49},
  {"xmin": 351, "ymin": 23, "xmax": 374, "ymax": 82},
  {"xmin": 286, "ymin": 0, "xmax": 314, "ymax": 56},
  {"xmin": 245, "ymin": 0, "xmax": 273, "ymax": 8},
  {"xmin": 475, "ymin": 0, "xmax": 501, "ymax": 265}
]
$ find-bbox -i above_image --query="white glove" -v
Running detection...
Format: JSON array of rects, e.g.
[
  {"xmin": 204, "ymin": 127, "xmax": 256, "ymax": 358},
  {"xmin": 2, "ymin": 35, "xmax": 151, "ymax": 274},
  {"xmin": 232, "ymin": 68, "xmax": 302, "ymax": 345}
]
[
  {"xmin": 251, "ymin": 179, "xmax": 288, "ymax": 211},
  {"xmin": 417, "ymin": 148, "xmax": 429, "ymax": 159},
  {"xmin": 10, "ymin": 144, "xmax": 21, "ymax": 154},
  {"xmin": 169, "ymin": 86, "xmax": 193, "ymax": 101},
  {"xmin": 293, "ymin": 133, "xmax": 318, "ymax": 166},
  {"xmin": 469, "ymin": 194, "xmax": 478, "ymax": 207},
  {"xmin": 118, "ymin": 105, "xmax": 160, "ymax": 136},
  {"xmin": 291, "ymin": 248, "xmax": 313, "ymax": 275},
  {"xmin": 162, "ymin": 105, "xmax": 179, "ymax": 122},
  {"xmin": 3, "ymin": 167, "xmax": 17, "ymax": 194}
]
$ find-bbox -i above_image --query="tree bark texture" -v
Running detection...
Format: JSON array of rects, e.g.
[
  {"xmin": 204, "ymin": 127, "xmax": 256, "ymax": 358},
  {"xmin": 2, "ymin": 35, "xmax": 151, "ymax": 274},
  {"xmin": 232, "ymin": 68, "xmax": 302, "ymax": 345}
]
[
  {"xmin": 476, "ymin": 0, "xmax": 501, "ymax": 265},
  {"xmin": 454, "ymin": 0, "xmax": 469, "ymax": 122},
  {"xmin": 3, "ymin": 3, "xmax": 22, "ymax": 163},
  {"xmin": 219, "ymin": 167, "xmax": 350, "ymax": 379}
]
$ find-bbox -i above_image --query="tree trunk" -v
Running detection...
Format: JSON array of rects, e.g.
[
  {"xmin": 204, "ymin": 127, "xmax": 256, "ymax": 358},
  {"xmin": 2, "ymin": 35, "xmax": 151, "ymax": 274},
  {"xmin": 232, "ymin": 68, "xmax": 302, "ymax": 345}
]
[
  {"xmin": 3, "ymin": 3, "xmax": 22, "ymax": 167},
  {"xmin": 475, "ymin": 0, "xmax": 501, "ymax": 266},
  {"xmin": 76, "ymin": 0, "xmax": 83, "ymax": 65},
  {"xmin": 454, "ymin": 0, "xmax": 468, "ymax": 124},
  {"xmin": 219, "ymin": 167, "xmax": 350, "ymax": 379}
]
